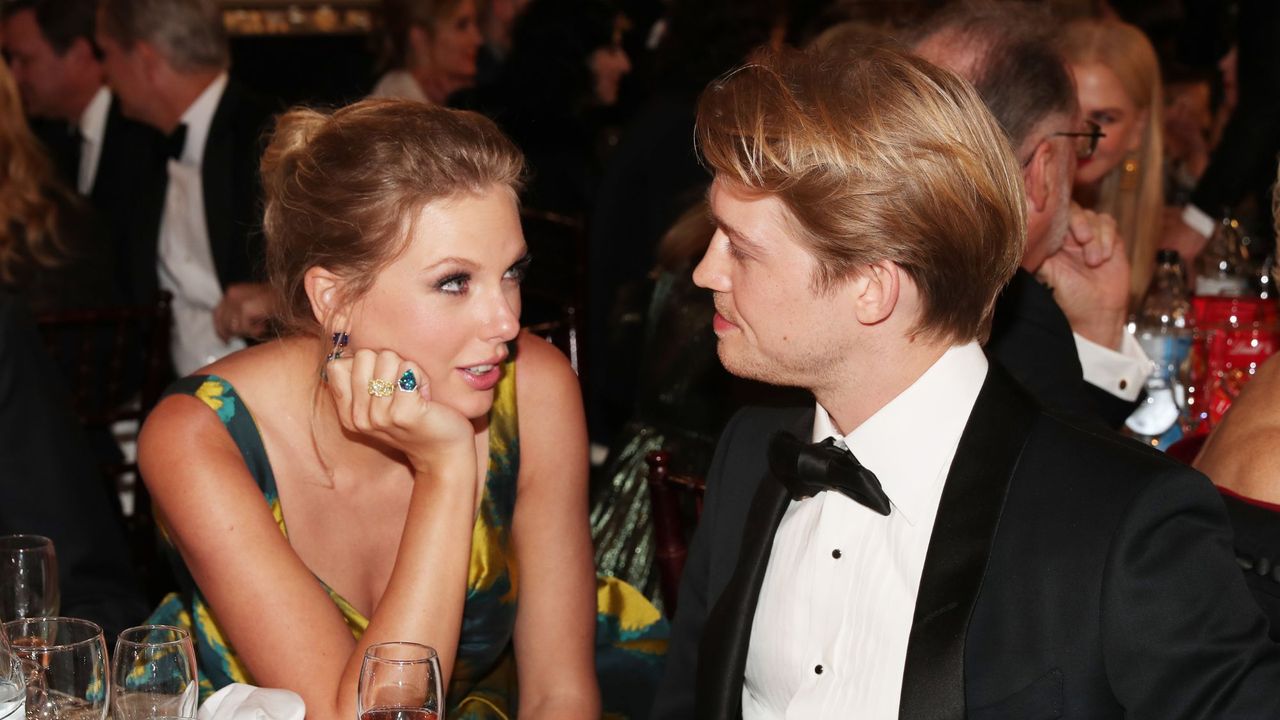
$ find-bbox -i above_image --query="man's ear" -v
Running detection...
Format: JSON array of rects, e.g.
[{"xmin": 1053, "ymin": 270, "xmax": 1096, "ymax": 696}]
[
  {"xmin": 303, "ymin": 266, "xmax": 348, "ymax": 330},
  {"xmin": 851, "ymin": 260, "xmax": 900, "ymax": 327},
  {"xmin": 1024, "ymin": 140, "xmax": 1055, "ymax": 214}
]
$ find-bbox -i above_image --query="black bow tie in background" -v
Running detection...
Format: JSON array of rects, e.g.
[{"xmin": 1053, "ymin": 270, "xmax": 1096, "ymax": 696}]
[
  {"xmin": 768, "ymin": 431, "xmax": 892, "ymax": 515},
  {"xmin": 165, "ymin": 123, "xmax": 188, "ymax": 161}
]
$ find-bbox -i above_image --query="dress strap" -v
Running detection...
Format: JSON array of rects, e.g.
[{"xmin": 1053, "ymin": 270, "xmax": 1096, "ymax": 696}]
[{"xmin": 162, "ymin": 375, "xmax": 280, "ymax": 499}]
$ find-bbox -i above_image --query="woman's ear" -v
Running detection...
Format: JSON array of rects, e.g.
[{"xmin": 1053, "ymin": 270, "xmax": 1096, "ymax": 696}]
[{"xmin": 304, "ymin": 266, "xmax": 347, "ymax": 330}]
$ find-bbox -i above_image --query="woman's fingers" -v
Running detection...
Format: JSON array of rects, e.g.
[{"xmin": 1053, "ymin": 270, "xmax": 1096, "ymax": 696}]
[
  {"xmin": 349, "ymin": 348, "xmax": 378, "ymax": 432},
  {"xmin": 388, "ymin": 360, "xmax": 428, "ymax": 429},
  {"xmin": 367, "ymin": 350, "xmax": 405, "ymax": 429}
]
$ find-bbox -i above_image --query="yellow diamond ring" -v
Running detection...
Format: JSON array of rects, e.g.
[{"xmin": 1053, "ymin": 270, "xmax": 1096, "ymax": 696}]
[{"xmin": 367, "ymin": 378, "xmax": 396, "ymax": 398}]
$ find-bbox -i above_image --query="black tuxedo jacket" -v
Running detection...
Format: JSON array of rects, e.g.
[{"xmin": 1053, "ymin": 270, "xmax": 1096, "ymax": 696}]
[
  {"xmin": 652, "ymin": 364, "xmax": 1280, "ymax": 719},
  {"xmin": 121, "ymin": 79, "xmax": 276, "ymax": 304},
  {"xmin": 987, "ymin": 269, "xmax": 1135, "ymax": 430},
  {"xmin": 1220, "ymin": 491, "xmax": 1280, "ymax": 641}
]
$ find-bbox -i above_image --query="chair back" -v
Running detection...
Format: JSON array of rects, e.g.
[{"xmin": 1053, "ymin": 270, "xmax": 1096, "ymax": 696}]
[
  {"xmin": 35, "ymin": 292, "xmax": 174, "ymax": 601},
  {"xmin": 35, "ymin": 292, "xmax": 173, "ymax": 433},
  {"xmin": 645, "ymin": 449, "xmax": 706, "ymax": 615},
  {"xmin": 520, "ymin": 208, "xmax": 587, "ymax": 380}
]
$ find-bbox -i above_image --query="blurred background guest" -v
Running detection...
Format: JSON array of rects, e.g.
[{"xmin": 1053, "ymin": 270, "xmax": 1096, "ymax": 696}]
[
  {"xmin": 1060, "ymin": 17, "xmax": 1165, "ymax": 307},
  {"xmin": 371, "ymin": 0, "xmax": 482, "ymax": 104},
  {"xmin": 1162, "ymin": 0, "xmax": 1280, "ymax": 262},
  {"xmin": 0, "ymin": 56, "xmax": 110, "ymax": 314},
  {"xmin": 97, "ymin": 0, "xmax": 277, "ymax": 375},
  {"xmin": 585, "ymin": 0, "xmax": 786, "ymax": 445},
  {"xmin": 472, "ymin": 0, "xmax": 526, "ymax": 86},
  {"xmin": 0, "ymin": 0, "xmax": 161, "ymax": 254},
  {"xmin": 459, "ymin": 0, "xmax": 631, "ymax": 219},
  {"xmin": 911, "ymin": 0, "xmax": 1148, "ymax": 431}
]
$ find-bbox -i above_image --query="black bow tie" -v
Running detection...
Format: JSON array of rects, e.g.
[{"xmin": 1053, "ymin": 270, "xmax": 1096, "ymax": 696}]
[
  {"xmin": 165, "ymin": 123, "xmax": 188, "ymax": 160},
  {"xmin": 768, "ymin": 431, "xmax": 892, "ymax": 515}
]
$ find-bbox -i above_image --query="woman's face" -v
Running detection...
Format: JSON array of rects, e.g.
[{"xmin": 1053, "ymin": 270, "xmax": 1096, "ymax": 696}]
[
  {"xmin": 428, "ymin": 0, "xmax": 483, "ymax": 81},
  {"xmin": 589, "ymin": 20, "xmax": 631, "ymax": 106},
  {"xmin": 347, "ymin": 187, "xmax": 527, "ymax": 421},
  {"xmin": 1070, "ymin": 62, "xmax": 1147, "ymax": 187}
]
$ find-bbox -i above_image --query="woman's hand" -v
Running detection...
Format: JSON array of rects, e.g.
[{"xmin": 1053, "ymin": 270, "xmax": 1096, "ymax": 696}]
[{"xmin": 324, "ymin": 348, "xmax": 475, "ymax": 472}]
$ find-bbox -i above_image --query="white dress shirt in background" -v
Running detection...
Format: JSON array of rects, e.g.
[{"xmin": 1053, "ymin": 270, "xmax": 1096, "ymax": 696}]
[
  {"xmin": 157, "ymin": 72, "xmax": 245, "ymax": 376},
  {"xmin": 743, "ymin": 342, "xmax": 989, "ymax": 719},
  {"xmin": 76, "ymin": 85, "xmax": 111, "ymax": 195}
]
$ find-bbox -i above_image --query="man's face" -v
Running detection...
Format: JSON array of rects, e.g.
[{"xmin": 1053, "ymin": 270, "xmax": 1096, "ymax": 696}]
[
  {"xmin": 693, "ymin": 178, "xmax": 860, "ymax": 389},
  {"xmin": 2, "ymin": 9, "xmax": 75, "ymax": 119},
  {"xmin": 94, "ymin": 25, "xmax": 151, "ymax": 126}
]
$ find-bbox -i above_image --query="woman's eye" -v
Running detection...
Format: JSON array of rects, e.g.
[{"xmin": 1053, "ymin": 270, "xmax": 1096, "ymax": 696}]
[
  {"xmin": 505, "ymin": 256, "xmax": 532, "ymax": 282},
  {"xmin": 437, "ymin": 274, "xmax": 470, "ymax": 294}
]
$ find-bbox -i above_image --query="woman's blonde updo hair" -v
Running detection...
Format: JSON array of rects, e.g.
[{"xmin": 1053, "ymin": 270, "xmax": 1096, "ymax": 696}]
[{"xmin": 261, "ymin": 98, "xmax": 524, "ymax": 336}]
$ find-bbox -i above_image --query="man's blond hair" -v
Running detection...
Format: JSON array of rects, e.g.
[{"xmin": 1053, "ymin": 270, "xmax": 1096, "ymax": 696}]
[{"xmin": 696, "ymin": 43, "xmax": 1025, "ymax": 343}]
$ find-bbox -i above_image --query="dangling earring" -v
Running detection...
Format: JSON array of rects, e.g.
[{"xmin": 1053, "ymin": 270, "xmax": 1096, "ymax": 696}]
[
  {"xmin": 320, "ymin": 331, "xmax": 350, "ymax": 381},
  {"xmin": 1120, "ymin": 154, "xmax": 1140, "ymax": 191}
]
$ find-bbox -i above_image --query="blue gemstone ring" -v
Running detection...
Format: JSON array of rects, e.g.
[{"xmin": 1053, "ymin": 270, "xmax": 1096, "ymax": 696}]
[{"xmin": 397, "ymin": 369, "xmax": 418, "ymax": 393}]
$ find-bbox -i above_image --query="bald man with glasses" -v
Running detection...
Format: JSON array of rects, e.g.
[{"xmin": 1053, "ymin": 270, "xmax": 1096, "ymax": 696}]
[{"xmin": 910, "ymin": 2, "xmax": 1149, "ymax": 431}]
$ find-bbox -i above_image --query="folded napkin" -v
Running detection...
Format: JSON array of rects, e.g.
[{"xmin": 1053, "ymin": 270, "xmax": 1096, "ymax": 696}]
[{"xmin": 197, "ymin": 684, "xmax": 305, "ymax": 720}]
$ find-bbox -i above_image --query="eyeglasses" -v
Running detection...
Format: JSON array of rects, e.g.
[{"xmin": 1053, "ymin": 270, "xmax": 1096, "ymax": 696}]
[{"xmin": 1021, "ymin": 120, "xmax": 1106, "ymax": 167}]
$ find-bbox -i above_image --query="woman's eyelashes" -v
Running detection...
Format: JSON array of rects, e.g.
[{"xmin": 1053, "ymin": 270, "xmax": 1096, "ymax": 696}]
[
  {"xmin": 505, "ymin": 255, "xmax": 533, "ymax": 282},
  {"xmin": 436, "ymin": 272, "xmax": 471, "ymax": 295},
  {"xmin": 433, "ymin": 255, "xmax": 530, "ymax": 295}
]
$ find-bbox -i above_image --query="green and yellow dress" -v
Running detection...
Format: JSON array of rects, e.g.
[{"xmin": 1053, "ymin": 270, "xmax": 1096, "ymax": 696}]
[{"xmin": 147, "ymin": 360, "xmax": 667, "ymax": 718}]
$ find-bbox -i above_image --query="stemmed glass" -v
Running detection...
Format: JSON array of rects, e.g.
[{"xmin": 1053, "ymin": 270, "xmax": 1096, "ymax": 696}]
[
  {"xmin": 3, "ymin": 617, "xmax": 108, "ymax": 720},
  {"xmin": 0, "ymin": 537, "xmax": 59, "ymax": 622},
  {"xmin": 357, "ymin": 642, "xmax": 444, "ymax": 720},
  {"xmin": 0, "ymin": 624, "xmax": 25, "ymax": 720},
  {"xmin": 111, "ymin": 626, "xmax": 197, "ymax": 720}
]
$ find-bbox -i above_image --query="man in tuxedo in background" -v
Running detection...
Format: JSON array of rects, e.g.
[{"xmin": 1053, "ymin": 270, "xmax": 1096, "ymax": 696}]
[
  {"xmin": 1, "ymin": 0, "xmax": 161, "ymax": 263},
  {"xmin": 910, "ymin": 1, "xmax": 1147, "ymax": 431},
  {"xmin": 96, "ymin": 0, "xmax": 275, "ymax": 375},
  {"xmin": 652, "ymin": 43, "xmax": 1280, "ymax": 719}
]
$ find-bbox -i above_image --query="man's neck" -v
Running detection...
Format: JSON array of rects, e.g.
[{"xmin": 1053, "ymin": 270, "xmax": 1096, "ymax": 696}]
[
  {"xmin": 154, "ymin": 70, "xmax": 223, "ymax": 134},
  {"xmin": 812, "ymin": 336, "xmax": 954, "ymax": 436}
]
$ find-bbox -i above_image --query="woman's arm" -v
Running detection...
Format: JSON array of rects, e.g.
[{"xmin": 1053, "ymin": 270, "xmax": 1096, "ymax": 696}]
[
  {"xmin": 509, "ymin": 333, "xmax": 600, "ymax": 719},
  {"xmin": 139, "ymin": 351, "xmax": 478, "ymax": 720}
]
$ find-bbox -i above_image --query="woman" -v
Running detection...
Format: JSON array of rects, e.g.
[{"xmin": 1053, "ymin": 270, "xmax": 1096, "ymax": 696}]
[
  {"xmin": 1060, "ymin": 18, "xmax": 1165, "ymax": 305},
  {"xmin": 0, "ymin": 57, "xmax": 108, "ymax": 314},
  {"xmin": 372, "ymin": 0, "xmax": 484, "ymax": 104},
  {"xmin": 139, "ymin": 100, "xmax": 664, "ymax": 719}
]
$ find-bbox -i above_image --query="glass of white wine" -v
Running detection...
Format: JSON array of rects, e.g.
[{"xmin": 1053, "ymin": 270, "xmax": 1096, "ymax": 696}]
[
  {"xmin": 357, "ymin": 642, "xmax": 443, "ymax": 720},
  {"xmin": 3, "ymin": 618, "xmax": 108, "ymax": 720}
]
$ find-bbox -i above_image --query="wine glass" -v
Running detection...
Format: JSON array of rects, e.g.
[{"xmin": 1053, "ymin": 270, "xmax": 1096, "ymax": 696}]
[
  {"xmin": 0, "ymin": 537, "xmax": 59, "ymax": 622},
  {"xmin": 357, "ymin": 642, "xmax": 444, "ymax": 720},
  {"xmin": 111, "ymin": 626, "xmax": 197, "ymax": 720},
  {"xmin": 3, "ymin": 617, "xmax": 108, "ymax": 720},
  {"xmin": 0, "ymin": 624, "xmax": 25, "ymax": 720}
]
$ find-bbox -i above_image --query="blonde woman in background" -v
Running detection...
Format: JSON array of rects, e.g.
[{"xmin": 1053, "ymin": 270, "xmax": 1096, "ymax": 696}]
[
  {"xmin": 1060, "ymin": 18, "xmax": 1165, "ymax": 306},
  {"xmin": 0, "ymin": 57, "xmax": 107, "ymax": 313}
]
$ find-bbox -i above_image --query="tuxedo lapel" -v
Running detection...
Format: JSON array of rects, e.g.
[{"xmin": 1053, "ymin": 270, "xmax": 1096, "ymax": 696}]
[
  {"xmin": 899, "ymin": 365, "xmax": 1039, "ymax": 719},
  {"xmin": 697, "ymin": 409, "xmax": 811, "ymax": 720}
]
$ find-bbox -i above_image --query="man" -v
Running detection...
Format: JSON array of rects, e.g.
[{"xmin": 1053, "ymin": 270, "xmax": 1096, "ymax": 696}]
[
  {"xmin": 96, "ymin": 0, "xmax": 275, "ymax": 374},
  {"xmin": 910, "ymin": 2, "xmax": 1147, "ymax": 429},
  {"xmin": 652, "ymin": 43, "xmax": 1280, "ymax": 718},
  {"xmin": 1, "ymin": 0, "xmax": 160, "ymax": 244}
]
